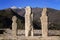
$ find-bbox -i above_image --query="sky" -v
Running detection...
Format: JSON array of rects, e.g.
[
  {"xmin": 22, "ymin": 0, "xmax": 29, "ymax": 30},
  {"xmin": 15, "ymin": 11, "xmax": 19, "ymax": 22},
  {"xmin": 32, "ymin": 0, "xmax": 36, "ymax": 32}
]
[{"xmin": 0, "ymin": 0, "xmax": 60, "ymax": 10}]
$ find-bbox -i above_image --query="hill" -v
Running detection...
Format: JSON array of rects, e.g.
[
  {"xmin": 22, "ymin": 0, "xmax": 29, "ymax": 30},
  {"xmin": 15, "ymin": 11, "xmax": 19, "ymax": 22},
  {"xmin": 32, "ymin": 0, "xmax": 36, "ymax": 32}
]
[{"xmin": 0, "ymin": 7, "xmax": 60, "ymax": 30}]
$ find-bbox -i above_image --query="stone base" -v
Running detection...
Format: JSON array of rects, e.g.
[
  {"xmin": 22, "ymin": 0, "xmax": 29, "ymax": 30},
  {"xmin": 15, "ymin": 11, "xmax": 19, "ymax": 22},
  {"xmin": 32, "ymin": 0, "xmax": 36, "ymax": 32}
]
[
  {"xmin": 18, "ymin": 36, "xmax": 60, "ymax": 40},
  {"xmin": 41, "ymin": 36, "xmax": 60, "ymax": 40},
  {"xmin": 0, "ymin": 36, "xmax": 60, "ymax": 40}
]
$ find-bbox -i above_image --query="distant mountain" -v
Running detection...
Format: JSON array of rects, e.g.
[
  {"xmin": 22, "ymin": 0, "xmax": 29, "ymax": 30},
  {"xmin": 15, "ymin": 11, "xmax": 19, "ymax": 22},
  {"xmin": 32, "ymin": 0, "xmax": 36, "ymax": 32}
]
[
  {"xmin": 0, "ymin": 8, "xmax": 24, "ymax": 29},
  {"xmin": 0, "ymin": 7, "xmax": 60, "ymax": 30}
]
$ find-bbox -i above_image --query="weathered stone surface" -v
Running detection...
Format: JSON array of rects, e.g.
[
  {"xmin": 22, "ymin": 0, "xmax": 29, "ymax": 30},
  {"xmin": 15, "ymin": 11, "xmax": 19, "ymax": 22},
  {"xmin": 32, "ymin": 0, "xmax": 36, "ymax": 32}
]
[
  {"xmin": 25, "ymin": 6, "xmax": 33, "ymax": 36},
  {"xmin": 12, "ymin": 16, "xmax": 17, "ymax": 38},
  {"xmin": 31, "ymin": 13, "xmax": 33, "ymax": 36},
  {"xmin": 40, "ymin": 8, "xmax": 48, "ymax": 37}
]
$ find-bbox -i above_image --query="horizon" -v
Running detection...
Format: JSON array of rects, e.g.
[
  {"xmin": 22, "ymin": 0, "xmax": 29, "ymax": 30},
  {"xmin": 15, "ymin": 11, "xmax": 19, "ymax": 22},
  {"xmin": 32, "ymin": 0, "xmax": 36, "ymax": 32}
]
[
  {"xmin": 0, "ymin": 6, "xmax": 59, "ymax": 11},
  {"xmin": 0, "ymin": 0, "xmax": 60, "ymax": 10}
]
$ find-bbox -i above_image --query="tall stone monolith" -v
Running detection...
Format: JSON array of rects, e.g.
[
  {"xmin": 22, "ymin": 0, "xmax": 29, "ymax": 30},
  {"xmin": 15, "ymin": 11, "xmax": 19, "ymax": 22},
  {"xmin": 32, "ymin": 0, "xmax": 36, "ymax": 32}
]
[
  {"xmin": 12, "ymin": 16, "xmax": 17, "ymax": 38},
  {"xmin": 40, "ymin": 8, "xmax": 48, "ymax": 37},
  {"xmin": 25, "ymin": 6, "xmax": 33, "ymax": 37}
]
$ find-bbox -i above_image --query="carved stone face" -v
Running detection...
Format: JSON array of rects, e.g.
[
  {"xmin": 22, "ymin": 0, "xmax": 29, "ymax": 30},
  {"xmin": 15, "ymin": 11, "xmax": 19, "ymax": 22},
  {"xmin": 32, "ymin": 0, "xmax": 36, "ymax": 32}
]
[
  {"xmin": 41, "ymin": 8, "xmax": 47, "ymax": 16},
  {"xmin": 12, "ymin": 16, "xmax": 17, "ymax": 22},
  {"xmin": 25, "ymin": 6, "xmax": 31, "ymax": 14}
]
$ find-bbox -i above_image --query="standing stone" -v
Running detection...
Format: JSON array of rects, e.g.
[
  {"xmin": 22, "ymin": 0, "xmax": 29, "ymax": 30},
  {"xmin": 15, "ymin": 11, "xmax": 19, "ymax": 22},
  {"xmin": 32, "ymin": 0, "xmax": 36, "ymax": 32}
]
[
  {"xmin": 12, "ymin": 16, "xmax": 17, "ymax": 38},
  {"xmin": 40, "ymin": 8, "xmax": 48, "ymax": 37},
  {"xmin": 31, "ymin": 13, "xmax": 33, "ymax": 36},
  {"xmin": 25, "ymin": 6, "xmax": 33, "ymax": 36}
]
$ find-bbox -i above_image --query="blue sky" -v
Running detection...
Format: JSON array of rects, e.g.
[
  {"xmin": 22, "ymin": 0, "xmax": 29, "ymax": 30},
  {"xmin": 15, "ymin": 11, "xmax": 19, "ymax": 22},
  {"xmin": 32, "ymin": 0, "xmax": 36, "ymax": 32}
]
[{"xmin": 0, "ymin": 0, "xmax": 60, "ymax": 10}]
